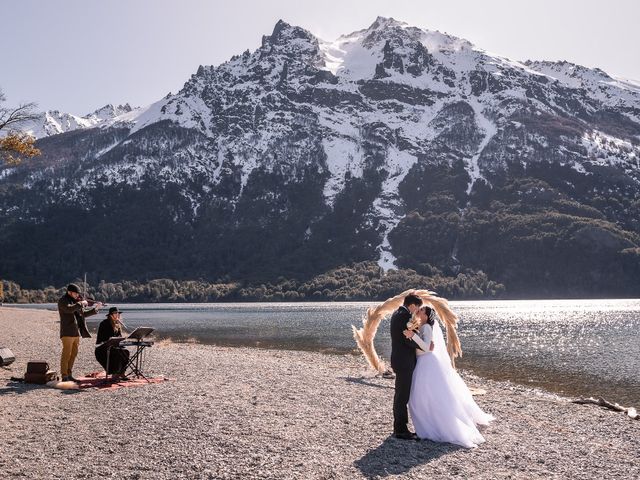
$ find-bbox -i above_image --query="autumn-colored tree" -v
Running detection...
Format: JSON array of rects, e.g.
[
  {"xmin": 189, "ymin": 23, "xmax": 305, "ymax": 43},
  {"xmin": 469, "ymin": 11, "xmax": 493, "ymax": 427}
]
[{"xmin": 0, "ymin": 89, "xmax": 41, "ymax": 164}]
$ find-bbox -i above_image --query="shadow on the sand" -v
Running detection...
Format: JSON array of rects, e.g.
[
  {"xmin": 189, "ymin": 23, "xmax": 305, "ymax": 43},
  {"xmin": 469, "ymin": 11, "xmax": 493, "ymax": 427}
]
[
  {"xmin": 354, "ymin": 435, "xmax": 461, "ymax": 478},
  {"xmin": 343, "ymin": 376, "xmax": 394, "ymax": 390},
  {"xmin": 0, "ymin": 379, "xmax": 82, "ymax": 395},
  {"xmin": 0, "ymin": 380, "xmax": 42, "ymax": 395}
]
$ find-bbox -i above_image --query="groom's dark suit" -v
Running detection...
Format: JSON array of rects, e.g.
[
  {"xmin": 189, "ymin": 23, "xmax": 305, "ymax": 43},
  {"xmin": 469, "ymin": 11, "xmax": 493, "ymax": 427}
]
[{"xmin": 390, "ymin": 305, "xmax": 420, "ymax": 435}]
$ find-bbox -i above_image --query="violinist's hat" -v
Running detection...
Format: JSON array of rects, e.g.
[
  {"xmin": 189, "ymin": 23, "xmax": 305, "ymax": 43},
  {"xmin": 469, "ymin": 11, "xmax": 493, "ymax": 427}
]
[{"xmin": 67, "ymin": 283, "xmax": 81, "ymax": 293}]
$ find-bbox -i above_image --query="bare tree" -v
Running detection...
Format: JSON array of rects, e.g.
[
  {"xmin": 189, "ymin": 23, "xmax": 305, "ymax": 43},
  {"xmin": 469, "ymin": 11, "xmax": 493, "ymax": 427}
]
[{"xmin": 0, "ymin": 89, "xmax": 41, "ymax": 165}]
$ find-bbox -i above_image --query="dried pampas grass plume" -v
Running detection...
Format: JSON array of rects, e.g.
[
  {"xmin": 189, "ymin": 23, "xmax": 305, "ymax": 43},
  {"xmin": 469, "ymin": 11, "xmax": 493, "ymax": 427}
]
[
  {"xmin": 351, "ymin": 289, "xmax": 413, "ymax": 374},
  {"xmin": 352, "ymin": 289, "xmax": 462, "ymax": 373}
]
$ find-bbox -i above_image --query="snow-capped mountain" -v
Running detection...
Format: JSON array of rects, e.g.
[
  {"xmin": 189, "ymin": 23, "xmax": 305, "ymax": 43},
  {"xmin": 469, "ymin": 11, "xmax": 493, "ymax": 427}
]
[
  {"xmin": 2, "ymin": 18, "xmax": 640, "ymax": 296},
  {"xmin": 84, "ymin": 103, "xmax": 136, "ymax": 124},
  {"xmin": 524, "ymin": 60, "xmax": 640, "ymax": 122},
  {"xmin": 20, "ymin": 103, "xmax": 137, "ymax": 138}
]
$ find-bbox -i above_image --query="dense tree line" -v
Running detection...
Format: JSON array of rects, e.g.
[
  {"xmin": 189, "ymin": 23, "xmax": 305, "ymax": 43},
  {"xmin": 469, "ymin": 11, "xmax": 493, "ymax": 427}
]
[{"xmin": 0, "ymin": 261, "xmax": 504, "ymax": 304}]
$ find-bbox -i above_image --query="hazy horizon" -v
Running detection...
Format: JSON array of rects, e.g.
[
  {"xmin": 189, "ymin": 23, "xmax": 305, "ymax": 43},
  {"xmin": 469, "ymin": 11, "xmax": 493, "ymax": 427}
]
[{"xmin": 3, "ymin": 0, "xmax": 639, "ymax": 114}]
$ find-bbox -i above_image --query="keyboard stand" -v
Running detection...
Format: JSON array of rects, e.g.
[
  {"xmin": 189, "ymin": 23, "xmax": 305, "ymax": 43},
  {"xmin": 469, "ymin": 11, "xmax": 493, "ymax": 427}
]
[{"xmin": 120, "ymin": 340, "xmax": 154, "ymax": 382}]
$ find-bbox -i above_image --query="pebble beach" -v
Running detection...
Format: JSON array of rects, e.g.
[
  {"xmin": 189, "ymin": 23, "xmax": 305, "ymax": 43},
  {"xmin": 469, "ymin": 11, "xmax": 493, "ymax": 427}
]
[{"xmin": 1, "ymin": 306, "xmax": 638, "ymax": 479}]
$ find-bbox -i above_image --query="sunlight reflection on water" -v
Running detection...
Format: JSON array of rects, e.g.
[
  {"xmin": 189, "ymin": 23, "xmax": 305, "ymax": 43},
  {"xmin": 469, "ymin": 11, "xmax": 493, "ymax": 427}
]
[{"xmin": 453, "ymin": 300, "xmax": 640, "ymax": 404}]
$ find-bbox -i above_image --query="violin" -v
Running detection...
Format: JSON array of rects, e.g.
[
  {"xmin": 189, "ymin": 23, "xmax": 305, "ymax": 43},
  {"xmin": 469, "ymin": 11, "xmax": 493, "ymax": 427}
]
[{"xmin": 78, "ymin": 294, "xmax": 107, "ymax": 308}]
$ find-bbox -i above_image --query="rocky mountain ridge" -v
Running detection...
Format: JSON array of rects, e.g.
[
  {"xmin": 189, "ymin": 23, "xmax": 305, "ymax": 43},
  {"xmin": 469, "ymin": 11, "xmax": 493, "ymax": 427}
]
[
  {"xmin": 18, "ymin": 103, "xmax": 136, "ymax": 139},
  {"xmin": 2, "ymin": 17, "xmax": 639, "ymax": 297}
]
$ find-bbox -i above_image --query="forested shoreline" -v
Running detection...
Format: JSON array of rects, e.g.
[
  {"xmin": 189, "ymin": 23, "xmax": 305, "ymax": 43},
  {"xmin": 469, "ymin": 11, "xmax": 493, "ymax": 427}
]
[{"xmin": 1, "ymin": 262, "xmax": 505, "ymax": 303}]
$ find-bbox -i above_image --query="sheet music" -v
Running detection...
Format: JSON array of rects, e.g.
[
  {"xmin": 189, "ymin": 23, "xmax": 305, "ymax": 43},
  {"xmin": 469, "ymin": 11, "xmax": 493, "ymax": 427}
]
[{"xmin": 126, "ymin": 327, "xmax": 155, "ymax": 340}]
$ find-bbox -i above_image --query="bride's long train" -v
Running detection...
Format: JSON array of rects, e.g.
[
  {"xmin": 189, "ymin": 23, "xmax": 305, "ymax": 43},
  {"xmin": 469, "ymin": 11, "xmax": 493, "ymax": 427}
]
[{"xmin": 409, "ymin": 322, "xmax": 494, "ymax": 448}]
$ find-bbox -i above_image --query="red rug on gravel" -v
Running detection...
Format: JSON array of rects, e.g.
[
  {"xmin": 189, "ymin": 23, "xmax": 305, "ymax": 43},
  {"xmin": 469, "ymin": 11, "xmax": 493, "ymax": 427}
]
[{"xmin": 76, "ymin": 372, "xmax": 169, "ymax": 390}]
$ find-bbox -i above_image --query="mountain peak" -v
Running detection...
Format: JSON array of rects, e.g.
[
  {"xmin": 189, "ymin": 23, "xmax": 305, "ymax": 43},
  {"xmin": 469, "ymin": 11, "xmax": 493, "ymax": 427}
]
[
  {"xmin": 358, "ymin": 16, "xmax": 428, "ymax": 51},
  {"xmin": 262, "ymin": 19, "xmax": 317, "ymax": 47},
  {"xmin": 368, "ymin": 16, "xmax": 408, "ymax": 31},
  {"xmin": 272, "ymin": 19, "xmax": 292, "ymax": 38},
  {"xmin": 84, "ymin": 103, "xmax": 134, "ymax": 122}
]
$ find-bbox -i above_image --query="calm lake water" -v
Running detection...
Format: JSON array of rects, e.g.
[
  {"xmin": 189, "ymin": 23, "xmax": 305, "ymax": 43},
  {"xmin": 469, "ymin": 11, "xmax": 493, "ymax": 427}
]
[{"xmin": 13, "ymin": 299, "xmax": 640, "ymax": 405}]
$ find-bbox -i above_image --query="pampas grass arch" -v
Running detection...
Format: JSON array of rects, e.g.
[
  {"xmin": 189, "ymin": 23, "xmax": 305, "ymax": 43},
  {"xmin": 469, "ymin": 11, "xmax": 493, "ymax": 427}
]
[{"xmin": 352, "ymin": 289, "xmax": 462, "ymax": 373}]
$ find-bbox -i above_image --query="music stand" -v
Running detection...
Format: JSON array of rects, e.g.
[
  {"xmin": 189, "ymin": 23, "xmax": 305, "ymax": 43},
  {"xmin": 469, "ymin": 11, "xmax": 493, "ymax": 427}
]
[
  {"xmin": 126, "ymin": 327, "xmax": 155, "ymax": 340},
  {"xmin": 121, "ymin": 327, "xmax": 155, "ymax": 381}
]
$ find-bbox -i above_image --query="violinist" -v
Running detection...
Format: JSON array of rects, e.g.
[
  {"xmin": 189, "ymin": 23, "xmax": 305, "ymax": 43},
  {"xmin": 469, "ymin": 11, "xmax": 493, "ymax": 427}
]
[
  {"xmin": 95, "ymin": 307, "xmax": 130, "ymax": 380},
  {"xmin": 57, "ymin": 283, "xmax": 102, "ymax": 382}
]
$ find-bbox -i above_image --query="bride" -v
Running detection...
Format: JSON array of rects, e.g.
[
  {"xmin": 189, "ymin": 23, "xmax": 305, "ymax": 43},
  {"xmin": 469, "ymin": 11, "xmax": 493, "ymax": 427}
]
[{"xmin": 407, "ymin": 305, "xmax": 494, "ymax": 448}]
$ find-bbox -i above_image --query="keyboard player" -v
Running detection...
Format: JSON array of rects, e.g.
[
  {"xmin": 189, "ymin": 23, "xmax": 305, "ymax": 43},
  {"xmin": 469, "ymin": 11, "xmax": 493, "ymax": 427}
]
[{"xmin": 95, "ymin": 307, "xmax": 130, "ymax": 380}]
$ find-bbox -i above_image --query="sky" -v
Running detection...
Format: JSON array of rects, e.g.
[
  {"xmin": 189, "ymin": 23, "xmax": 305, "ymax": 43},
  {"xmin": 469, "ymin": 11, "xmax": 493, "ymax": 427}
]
[{"xmin": 2, "ymin": 0, "xmax": 639, "ymax": 114}]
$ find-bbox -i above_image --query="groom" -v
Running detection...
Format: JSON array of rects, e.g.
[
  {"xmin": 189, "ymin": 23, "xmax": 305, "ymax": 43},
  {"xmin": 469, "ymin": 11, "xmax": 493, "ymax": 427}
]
[{"xmin": 390, "ymin": 293, "xmax": 423, "ymax": 440}]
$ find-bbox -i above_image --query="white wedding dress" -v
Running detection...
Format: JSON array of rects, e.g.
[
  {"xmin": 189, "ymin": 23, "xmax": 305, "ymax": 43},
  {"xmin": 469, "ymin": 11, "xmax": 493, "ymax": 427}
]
[{"xmin": 408, "ymin": 322, "xmax": 495, "ymax": 448}]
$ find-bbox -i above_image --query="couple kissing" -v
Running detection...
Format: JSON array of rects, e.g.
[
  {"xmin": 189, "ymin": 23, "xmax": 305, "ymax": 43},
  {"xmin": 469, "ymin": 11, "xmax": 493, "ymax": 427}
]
[{"xmin": 390, "ymin": 294, "xmax": 494, "ymax": 448}]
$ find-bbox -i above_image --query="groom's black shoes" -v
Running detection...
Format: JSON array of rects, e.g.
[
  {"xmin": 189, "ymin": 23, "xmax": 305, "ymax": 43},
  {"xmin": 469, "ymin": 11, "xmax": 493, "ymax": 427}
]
[{"xmin": 394, "ymin": 431, "xmax": 418, "ymax": 440}]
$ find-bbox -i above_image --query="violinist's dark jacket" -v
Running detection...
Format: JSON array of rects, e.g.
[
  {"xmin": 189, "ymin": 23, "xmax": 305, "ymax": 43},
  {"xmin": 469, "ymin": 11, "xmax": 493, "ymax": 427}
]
[{"xmin": 57, "ymin": 293, "xmax": 98, "ymax": 338}]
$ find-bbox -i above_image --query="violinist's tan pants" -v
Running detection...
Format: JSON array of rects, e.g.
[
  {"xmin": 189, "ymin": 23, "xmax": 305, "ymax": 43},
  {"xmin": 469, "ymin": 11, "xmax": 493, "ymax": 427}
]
[{"xmin": 60, "ymin": 336, "xmax": 80, "ymax": 377}]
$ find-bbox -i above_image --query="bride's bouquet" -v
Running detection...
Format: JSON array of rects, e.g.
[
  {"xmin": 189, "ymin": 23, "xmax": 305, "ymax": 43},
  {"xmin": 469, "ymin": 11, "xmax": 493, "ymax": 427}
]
[{"xmin": 406, "ymin": 315, "xmax": 421, "ymax": 332}]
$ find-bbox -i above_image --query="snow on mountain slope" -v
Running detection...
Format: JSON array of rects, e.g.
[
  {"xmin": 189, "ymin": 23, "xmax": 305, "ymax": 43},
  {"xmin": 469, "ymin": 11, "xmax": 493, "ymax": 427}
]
[
  {"xmin": 18, "ymin": 103, "xmax": 138, "ymax": 139},
  {"xmin": 6, "ymin": 17, "xmax": 640, "ymax": 275},
  {"xmin": 526, "ymin": 60, "xmax": 640, "ymax": 122},
  {"xmin": 22, "ymin": 110, "xmax": 95, "ymax": 138}
]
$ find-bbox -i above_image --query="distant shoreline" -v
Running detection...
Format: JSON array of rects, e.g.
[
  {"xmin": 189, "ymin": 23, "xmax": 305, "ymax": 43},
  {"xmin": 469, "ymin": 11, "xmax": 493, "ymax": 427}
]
[{"xmin": 4, "ymin": 295, "xmax": 640, "ymax": 305}]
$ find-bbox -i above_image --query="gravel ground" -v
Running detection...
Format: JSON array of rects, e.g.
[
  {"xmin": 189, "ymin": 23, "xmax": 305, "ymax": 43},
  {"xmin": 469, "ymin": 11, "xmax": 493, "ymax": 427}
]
[{"xmin": 1, "ymin": 307, "xmax": 638, "ymax": 479}]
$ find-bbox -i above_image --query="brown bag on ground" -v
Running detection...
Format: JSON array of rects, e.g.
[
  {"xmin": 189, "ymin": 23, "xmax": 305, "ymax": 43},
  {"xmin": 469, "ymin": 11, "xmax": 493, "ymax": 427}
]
[
  {"xmin": 26, "ymin": 361, "xmax": 49, "ymax": 374},
  {"xmin": 24, "ymin": 361, "xmax": 57, "ymax": 384}
]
